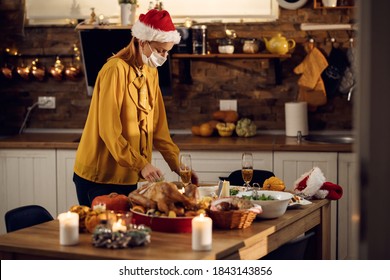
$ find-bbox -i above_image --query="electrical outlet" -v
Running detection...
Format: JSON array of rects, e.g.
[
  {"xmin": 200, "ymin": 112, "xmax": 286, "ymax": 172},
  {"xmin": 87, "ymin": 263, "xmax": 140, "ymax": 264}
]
[
  {"xmin": 38, "ymin": 96, "xmax": 56, "ymax": 109},
  {"xmin": 219, "ymin": 99, "xmax": 237, "ymax": 111}
]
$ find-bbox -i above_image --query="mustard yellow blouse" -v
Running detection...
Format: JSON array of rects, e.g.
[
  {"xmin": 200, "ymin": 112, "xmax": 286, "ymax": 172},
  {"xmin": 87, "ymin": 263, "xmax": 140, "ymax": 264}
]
[{"xmin": 74, "ymin": 58, "xmax": 180, "ymax": 184}]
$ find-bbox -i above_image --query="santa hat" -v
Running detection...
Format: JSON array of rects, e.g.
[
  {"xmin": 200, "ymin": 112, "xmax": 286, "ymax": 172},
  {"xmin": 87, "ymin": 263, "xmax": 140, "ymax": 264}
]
[
  {"xmin": 293, "ymin": 167, "xmax": 343, "ymax": 200},
  {"xmin": 131, "ymin": 9, "xmax": 181, "ymax": 44}
]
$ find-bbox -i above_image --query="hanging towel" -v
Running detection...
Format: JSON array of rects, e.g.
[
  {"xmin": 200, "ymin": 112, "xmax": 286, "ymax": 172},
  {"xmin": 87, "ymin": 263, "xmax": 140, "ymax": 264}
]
[
  {"xmin": 322, "ymin": 46, "xmax": 349, "ymax": 98},
  {"xmin": 294, "ymin": 46, "xmax": 329, "ymax": 112}
]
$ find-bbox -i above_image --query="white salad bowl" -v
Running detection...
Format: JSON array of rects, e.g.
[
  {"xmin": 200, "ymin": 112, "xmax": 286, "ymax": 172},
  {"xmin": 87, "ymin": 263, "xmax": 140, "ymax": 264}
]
[{"xmin": 236, "ymin": 190, "xmax": 293, "ymax": 219}]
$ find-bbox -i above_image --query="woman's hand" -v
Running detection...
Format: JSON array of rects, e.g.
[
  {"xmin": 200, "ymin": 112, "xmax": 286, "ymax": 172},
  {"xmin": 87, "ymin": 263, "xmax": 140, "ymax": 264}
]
[{"xmin": 141, "ymin": 163, "xmax": 164, "ymax": 182}]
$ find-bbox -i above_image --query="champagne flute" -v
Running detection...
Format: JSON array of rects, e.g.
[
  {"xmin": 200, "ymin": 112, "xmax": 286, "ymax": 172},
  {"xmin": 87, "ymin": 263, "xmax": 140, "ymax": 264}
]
[
  {"xmin": 241, "ymin": 152, "xmax": 254, "ymax": 190},
  {"xmin": 179, "ymin": 154, "xmax": 192, "ymax": 187}
]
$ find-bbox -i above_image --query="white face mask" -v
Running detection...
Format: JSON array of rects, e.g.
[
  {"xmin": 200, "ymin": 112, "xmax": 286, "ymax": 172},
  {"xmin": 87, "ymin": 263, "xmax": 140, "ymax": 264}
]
[{"xmin": 141, "ymin": 42, "xmax": 167, "ymax": 68}]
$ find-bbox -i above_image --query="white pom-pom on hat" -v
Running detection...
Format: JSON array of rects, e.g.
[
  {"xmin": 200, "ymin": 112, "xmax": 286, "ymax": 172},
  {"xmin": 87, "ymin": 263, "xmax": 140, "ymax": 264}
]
[{"xmin": 131, "ymin": 9, "xmax": 181, "ymax": 44}]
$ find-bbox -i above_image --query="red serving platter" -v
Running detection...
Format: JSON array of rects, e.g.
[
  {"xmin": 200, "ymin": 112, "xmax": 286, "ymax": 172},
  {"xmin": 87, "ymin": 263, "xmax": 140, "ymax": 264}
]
[{"xmin": 131, "ymin": 210, "xmax": 194, "ymax": 233}]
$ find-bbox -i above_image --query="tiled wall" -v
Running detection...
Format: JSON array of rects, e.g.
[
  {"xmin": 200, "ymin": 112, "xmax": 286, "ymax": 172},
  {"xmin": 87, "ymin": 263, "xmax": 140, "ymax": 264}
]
[{"xmin": 0, "ymin": 2, "xmax": 355, "ymax": 134}]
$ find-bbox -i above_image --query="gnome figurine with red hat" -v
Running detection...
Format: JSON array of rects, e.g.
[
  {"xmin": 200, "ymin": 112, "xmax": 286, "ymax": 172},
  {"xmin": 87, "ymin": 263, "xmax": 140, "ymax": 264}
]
[{"xmin": 293, "ymin": 167, "xmax": 343, "ymax": 200}]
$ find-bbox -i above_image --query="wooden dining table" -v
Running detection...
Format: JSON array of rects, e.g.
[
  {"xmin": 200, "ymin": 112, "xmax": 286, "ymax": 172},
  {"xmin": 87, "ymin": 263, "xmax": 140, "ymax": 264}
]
[{"xmin": 0, "ymin": 200, "xmax": 330, "ymax": 260}]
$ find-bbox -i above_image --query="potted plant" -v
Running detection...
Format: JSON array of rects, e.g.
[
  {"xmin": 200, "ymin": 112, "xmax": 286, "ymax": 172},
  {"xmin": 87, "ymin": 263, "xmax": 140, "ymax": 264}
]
[{"xmin": 118, "ymin": 0, "xmax": 137, "ymax": 4}]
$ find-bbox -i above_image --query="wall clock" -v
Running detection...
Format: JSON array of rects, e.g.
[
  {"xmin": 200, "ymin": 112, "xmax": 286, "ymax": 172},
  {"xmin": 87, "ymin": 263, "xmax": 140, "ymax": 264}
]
[{"xmin": 277, "ymin": 0, "xmax": 308, "ymax": 10}]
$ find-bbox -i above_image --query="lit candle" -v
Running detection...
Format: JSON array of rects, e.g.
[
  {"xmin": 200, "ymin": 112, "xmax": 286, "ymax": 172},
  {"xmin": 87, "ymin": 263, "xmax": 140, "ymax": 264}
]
[
  {"xmin": 192, "ymin": 213, "xmax": 212, "ymax": 251},
  {"xmin": 58, "ymin": 211, "xmax": 79, "ymax": 246},
  {"xmin": 112, "ymin": 219, "xmax": 127, "ymax": 232}
]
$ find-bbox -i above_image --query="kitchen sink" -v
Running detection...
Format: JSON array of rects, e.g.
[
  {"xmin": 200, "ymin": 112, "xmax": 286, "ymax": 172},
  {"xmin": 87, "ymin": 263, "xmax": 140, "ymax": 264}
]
[{"xmin": 304, "ymin": 134, "xmax": 354, "ymax": 144}]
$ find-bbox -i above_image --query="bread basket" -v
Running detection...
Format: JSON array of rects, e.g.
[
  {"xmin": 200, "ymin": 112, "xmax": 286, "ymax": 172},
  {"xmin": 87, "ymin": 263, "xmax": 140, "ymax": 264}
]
[{"xmin": 208, "ymin": 197, "xmax": 262, "ymax": 229}]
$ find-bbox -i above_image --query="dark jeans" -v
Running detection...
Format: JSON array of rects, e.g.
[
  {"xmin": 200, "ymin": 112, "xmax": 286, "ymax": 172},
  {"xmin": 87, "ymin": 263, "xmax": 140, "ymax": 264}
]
[{"xmin": 73, "ymin": 173, "xmax": 137, "ymax": 207}]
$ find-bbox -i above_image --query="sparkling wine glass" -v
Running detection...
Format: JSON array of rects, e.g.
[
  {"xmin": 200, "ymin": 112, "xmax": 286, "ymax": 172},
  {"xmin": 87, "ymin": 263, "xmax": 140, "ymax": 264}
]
[
  {"xmin": 241, "ymin": 152, "xmax": 254, "ymax": 190},
  {"xmin": 179, "ymin": 154, "xmax": 192, "ymax": 187}
]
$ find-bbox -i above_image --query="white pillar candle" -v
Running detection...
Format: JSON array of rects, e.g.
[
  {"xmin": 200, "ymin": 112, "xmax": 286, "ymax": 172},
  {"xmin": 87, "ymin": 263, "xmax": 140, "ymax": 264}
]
[
  {"xmin": 192, "ymin": 214, "xmax": 212, "ymax": 251},
  {"xmin": 58, "ymin": 211, "xmax": 79, "ymax": 246},
  {"xmin": 220, "ymin": 180, "xmax": 230, "ymax": 197}
]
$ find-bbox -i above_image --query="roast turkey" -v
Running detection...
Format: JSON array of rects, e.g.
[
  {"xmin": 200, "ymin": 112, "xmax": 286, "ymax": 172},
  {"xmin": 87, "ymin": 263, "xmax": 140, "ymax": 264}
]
[{"xmin": 128, "ymin": 181, "xmax": 198, "ymax": 215}]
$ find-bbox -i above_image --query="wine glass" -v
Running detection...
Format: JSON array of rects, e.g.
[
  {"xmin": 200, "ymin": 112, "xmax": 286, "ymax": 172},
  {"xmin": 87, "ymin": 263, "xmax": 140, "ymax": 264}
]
[
  {"xmin": 179, "ymin": 154, "xmax": 192, "ymax": 187},
  {"xmin": 241, "ymin": 152, "xmax": 254, "ymax": 190}
]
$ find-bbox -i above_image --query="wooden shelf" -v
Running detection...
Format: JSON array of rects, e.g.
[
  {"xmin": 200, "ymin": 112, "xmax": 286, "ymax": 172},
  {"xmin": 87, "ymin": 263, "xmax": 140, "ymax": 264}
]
[
  {"xmin": 300, "ymin": 23, "xmax": 356, "ymax": 31},
  {"xmin": 171, "ymin": 53, "xmax": 291, "ymax": 85},
  {"xmin": 171, "ymin": 53, "xmax": 291, "ymax": 59}
]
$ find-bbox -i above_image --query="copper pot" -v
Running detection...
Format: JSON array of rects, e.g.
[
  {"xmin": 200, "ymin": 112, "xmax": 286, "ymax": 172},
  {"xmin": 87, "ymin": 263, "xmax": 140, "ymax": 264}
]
[
  {"xmin": 65, "ymin": 64, "xmax": 82, "ymax": 80},
  {"xmin": 31, "ymin": 58, "xmax": 46, "ymax": 81},
  {"xmin": 16, "ymin": 61, "xmax": 30, "ymax": 80},
  {"xmin": 1, "ymin": 64, "xmax": 13, "ymax": 79},
  {"xmin": 50, "ymin": 56, "xmax": 64, "ymax": 81}
]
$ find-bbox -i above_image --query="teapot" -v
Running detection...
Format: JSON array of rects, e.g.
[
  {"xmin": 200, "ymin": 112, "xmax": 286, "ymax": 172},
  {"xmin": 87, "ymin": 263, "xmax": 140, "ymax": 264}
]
[{"xmin": 263, "ymin": 33, "xmax": 296, "ymax": 55}]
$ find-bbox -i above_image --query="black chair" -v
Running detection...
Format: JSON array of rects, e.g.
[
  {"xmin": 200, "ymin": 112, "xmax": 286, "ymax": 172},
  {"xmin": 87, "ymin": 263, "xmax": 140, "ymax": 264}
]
[
  {"xmin": 5, "ymin": 205, "xmax": 54, "ymax": 233},
  {"xmin": 219, "ymin": 169, "xmax": 275, "ymax": 186},
  {"xmin": 260, "ymin": 231, "xmax": 316, "ymax": 260}
]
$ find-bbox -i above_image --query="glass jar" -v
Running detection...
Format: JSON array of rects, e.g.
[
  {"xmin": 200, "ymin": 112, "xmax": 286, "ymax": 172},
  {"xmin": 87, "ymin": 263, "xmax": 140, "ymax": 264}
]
[
  {"xmin": 192, "ymin": 25, "xmax": 207, "ymax": 55},
  {"xmin": 243, "ymin": 39, "xmax": 259, "ymax": 54}
]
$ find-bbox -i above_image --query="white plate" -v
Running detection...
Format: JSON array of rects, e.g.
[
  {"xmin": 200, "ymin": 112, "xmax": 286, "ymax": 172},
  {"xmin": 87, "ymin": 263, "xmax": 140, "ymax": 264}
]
[{"xmin": 288, "ymin": 197, "xmax": 312, "ymax": 208}]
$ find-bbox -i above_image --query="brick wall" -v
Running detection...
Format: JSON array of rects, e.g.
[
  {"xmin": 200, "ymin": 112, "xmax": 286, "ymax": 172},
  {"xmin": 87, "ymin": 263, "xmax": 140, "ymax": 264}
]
[{"xmin": 0, "ymin": 1, "xmax": 355, "ymax": 134}]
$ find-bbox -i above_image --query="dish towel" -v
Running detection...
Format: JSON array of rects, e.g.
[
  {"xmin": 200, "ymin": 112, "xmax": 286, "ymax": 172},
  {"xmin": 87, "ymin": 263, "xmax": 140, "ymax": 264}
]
[{"xmin": 294, "ymin": 46, "xmax": 329, "ymax": 112}]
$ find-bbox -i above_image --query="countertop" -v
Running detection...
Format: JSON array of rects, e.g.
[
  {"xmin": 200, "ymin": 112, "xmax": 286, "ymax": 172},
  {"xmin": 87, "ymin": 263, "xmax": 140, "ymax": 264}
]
[{"xmin": 0, "ymin": 131, "xmax": 353, "ymax": 152}]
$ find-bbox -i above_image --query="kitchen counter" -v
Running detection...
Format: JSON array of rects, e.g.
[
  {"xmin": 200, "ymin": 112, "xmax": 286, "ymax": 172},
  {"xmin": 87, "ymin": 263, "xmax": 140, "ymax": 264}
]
[{"xmin": 0, "ymin": 132, "xmax": 353, "ymax": 152}]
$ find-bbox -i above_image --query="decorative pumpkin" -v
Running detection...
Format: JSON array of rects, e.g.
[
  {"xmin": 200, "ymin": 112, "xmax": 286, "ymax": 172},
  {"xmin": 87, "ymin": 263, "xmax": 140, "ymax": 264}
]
[
  {"xmin": 212, "ymin": 110, "xmax": 239, "ymax": 123},
  {"xmin": 91, "ymin": 192, "xmax": 130, "ymax": 212},
  {"xmin": 216, "ymin": 122, "xmax": 236, "ymax": 137},
  {"xmin": 85, "ymin": 210, "xmax": 102, "ymax": 233},
  {"xmin": 235, "ymin": 118, "xmax": 257, "ymax": 137},
  {"xmin": 199, "ymin": 122, "xmax": 214, "ymax": 137},
  {"xmin": 69, "ymin": 205, "xmax": 91, "ymax": 232},
  {"xmin": 262, "ymin": 176, "xmax": 286, "ymax": 191}
]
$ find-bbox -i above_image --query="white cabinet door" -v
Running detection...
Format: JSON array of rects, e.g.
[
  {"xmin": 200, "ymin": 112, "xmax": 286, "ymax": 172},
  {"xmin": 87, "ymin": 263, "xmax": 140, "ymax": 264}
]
[
  {"xmin": 338, "ymin": 153, "xmax": 358, "ymax": 260},
  {"xmin": 273, "ymin": 151, "xmax": 338, "ymax": 259},
  {"xmin": 56, "ymin": 149, "xmax": 78, "ymax": 213},
  {"xmin": 273, "ymin": 152, "xmax": 338, "ymax": 189},
  {"xmin": 0, "ymin": 149, "xmax": 57, "ymax": 234},
  {"xmin": 153, "ymin": 151, "xmax": 273, "ymax": 184}
]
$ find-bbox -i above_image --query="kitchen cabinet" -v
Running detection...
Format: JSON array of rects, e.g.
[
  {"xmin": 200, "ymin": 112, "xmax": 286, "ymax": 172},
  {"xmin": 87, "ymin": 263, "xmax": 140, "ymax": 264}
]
[
  {"xmin": 153, "ymin": 151, "xmax": 273, "ymax": 184},
  {"xmin": 56, "ymin": 149, "xmax": 78, "ymax": 214},
  {"xmin": 337, "ymin": 152, "xmax": 357, "ymax": 260},
  {"xmin": 0, "ymin": 149, "xmax": 57, "ymax": 234},
  {"xmin": 273, "ymin": 151, "xmax": 338, "ymax": 259}
]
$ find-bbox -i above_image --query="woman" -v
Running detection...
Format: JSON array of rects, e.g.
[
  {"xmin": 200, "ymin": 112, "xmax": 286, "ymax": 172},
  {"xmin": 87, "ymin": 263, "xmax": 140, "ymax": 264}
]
[{"xmin": 73, "ymin": 9, "xmax": 197, "ymax": 206}]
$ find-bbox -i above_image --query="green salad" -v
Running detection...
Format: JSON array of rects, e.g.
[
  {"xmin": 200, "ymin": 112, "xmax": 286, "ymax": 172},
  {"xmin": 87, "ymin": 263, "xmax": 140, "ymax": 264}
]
[{"xmin": 242, "ymin": 193, "xmax": 275, "ymax": 201}]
